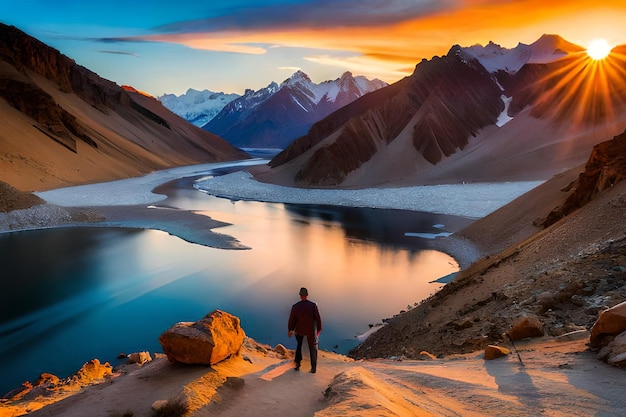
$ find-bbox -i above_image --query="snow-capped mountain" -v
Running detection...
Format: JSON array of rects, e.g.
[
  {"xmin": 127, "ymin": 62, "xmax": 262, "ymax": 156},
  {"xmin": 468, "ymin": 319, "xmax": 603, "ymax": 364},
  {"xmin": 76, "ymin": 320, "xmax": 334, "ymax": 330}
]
[
  {"xmin": 459, "ymin": 34, "xmax": 585, "ymax": 74},
  {"xmin": 158, "ymin": 89, "xmax": 240, "ymax": 127},
  {"xmin": 263, "ymin": 34, "xmax": 626, "ymax": 188},
  {"xmin": 203, "ymin": 71, "xmax": 387, "ymax": 149}
]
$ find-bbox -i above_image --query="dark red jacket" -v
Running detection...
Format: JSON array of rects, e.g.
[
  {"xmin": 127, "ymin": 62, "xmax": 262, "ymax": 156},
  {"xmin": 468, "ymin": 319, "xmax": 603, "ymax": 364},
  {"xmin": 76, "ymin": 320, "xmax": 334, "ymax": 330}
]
[{"xmin": 288, "ymin": 299, "xmax": 322, "ymax": 336}]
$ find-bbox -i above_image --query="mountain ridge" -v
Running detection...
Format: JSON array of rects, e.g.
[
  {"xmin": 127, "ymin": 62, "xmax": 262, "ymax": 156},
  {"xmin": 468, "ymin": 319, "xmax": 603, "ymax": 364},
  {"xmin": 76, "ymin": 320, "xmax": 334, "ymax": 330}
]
[
  {"xmin": 202, "ymin": 70, "xmax": 387, "ymax": 149},
  {"xmin": 259, "ymin": 34, "xmax": 626, "ymax": 188}
]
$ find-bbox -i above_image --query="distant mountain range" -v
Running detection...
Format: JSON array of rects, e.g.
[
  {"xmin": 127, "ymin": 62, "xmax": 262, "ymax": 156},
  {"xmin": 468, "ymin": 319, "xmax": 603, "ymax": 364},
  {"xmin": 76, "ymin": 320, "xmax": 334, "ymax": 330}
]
[
  {"xmin": 157, "ymin": 89, "xmax": 240, "ymax": 128},
  {"xmin": 160, "ymin": 71, "xmax": 386, "ymax": 150},
  {"xmin": 258, "ymin": 34, "xmax": 626, "ymax": 188},
  {"xmin": 0, "ymin": 23, "xmax": 247, "ymax": 191}
]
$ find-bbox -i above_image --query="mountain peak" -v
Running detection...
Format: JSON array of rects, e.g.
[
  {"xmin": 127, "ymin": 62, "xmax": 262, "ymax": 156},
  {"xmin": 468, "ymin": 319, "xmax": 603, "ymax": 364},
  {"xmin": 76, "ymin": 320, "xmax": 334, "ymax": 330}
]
[
  {"xmin": 283, "ymin": 70, "xmax": 312, "ymax": 86},
  {"xmin": 528, "ymin": 33, "xmax": 585, "ymax": 64},
  {"xmin": 459, "ymin": 34, "xmax": 585, "ymax": 74}
]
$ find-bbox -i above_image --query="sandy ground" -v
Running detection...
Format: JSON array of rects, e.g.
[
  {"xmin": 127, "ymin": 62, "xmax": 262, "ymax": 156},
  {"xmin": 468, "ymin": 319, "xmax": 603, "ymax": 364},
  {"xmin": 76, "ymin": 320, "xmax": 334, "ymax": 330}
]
[{"xmin": 4, "ymin": 334, "xmax": 626, "ymax": 417}]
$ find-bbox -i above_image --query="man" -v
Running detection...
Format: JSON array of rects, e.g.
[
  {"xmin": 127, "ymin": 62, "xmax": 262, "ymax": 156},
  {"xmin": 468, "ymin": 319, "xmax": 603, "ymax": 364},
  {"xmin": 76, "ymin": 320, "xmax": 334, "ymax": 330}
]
[{"xmin": 288, "ymin": 287, "xmax": 322, "ymax": 373}]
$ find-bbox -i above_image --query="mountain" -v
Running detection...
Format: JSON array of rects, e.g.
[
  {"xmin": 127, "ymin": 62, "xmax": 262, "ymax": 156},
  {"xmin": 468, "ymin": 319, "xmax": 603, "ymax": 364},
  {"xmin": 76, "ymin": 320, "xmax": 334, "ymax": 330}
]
[
  {"xmin": 260, "ymin": 34, "xmax": 626, "ymax": 188},
  {"xmin": 203, "ymin": 70, "xmax": 387, "ymax": 149},
  {"xmin": 0, "ymin": 24, "xmax": 248, "ymax": 192},
  {"xmin": 158, "ymin": 89, "xmax": 240, "ymax": 127}
]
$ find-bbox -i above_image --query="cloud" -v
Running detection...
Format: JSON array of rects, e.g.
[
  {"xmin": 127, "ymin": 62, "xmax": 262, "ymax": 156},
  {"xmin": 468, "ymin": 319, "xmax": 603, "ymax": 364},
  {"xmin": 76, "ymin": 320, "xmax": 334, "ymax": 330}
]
[
  {"xmin": 304, "ymin": 54, "xmax": 410, "ymax": 81},
  {"xmin": 153, "ymin": 0, "xmax": 452, "ymax": 33},
  {"xmin": 277, "ymin": 66, "xmax": 302, "ymax": 72},
  {"xmin": 98, "ymin": 50, "xmax": 140, "ymax": 57}
]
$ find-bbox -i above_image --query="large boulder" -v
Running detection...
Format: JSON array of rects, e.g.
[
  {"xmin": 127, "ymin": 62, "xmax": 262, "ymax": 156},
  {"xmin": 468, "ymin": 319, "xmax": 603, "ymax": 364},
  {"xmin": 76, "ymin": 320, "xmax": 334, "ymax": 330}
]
[
  {"xmin": 590, "ymin": 301, "xmax": 626, "ymax": 347},
  {"xmin": 158, "ymin": 310, "xmax": 246, "ymax": 365}
]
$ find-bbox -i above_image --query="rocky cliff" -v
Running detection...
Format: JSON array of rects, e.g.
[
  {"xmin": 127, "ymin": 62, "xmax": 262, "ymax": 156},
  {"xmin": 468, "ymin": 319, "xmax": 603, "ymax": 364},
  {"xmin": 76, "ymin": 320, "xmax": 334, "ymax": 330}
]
[{"xmin": 543, "ymin": 129, "xmax": 626, "ymax": 226}]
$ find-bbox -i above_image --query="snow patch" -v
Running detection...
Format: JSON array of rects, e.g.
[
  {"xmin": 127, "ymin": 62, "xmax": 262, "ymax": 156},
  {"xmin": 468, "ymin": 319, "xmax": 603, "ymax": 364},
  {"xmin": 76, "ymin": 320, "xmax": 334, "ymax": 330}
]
[
  {"xmin": 194, "ymin": 170, "xmax": 543, "ymax": 218},
  {"xmin": 158, "ymin": 89, "xmax": 239, "ymax": 127},
  {"xmin": 496, "ymin": 95, "xmax": 514, "ymax": 127}
]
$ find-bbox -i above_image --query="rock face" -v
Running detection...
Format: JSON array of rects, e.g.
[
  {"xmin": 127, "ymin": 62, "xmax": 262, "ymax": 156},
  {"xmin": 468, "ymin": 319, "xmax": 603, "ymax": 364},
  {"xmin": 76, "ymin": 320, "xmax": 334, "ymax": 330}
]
[
  {"xmin": 544, "ymin": 130, "xmax": 626, "ymax": 226},
  {"xmin": 159, "ymin": 310, "xmax": 246, "ymax": 365}
]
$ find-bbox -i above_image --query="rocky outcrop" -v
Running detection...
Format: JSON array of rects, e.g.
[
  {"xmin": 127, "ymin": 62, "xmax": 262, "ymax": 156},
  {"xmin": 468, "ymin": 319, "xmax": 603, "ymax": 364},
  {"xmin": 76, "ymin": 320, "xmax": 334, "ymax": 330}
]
[
  {"xmin": 3, "ymin": 359, "xmax": 112, "ymax": 402},
  {"xmin": 159, "ymin": 310, "xmax": 246, "ymax": 365},
  {"xmin": 544, "ymin": 131, "xmax": 626, "ymax": 227},
  {"xmin": 71, "ymin": 359, "xmax": 113, "ymax": 385}
]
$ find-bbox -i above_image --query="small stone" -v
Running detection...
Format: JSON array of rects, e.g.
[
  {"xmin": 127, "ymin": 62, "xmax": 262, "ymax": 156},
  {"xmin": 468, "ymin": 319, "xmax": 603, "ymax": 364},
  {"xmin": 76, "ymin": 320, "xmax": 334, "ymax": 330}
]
[
  {"xmin": 484, "ymin": 345, "xmax": 510, "ymax": 360},
  {"xmin": 274, "ymin": 344, "xmax": 289, "ymax": 356},
  {"xmin": 128, "ymin": 351, "xmax": 152, "ymax": 365},
  {"xmin": 152, "ymin": 400, "xmax": 169, "ymax": 411}
]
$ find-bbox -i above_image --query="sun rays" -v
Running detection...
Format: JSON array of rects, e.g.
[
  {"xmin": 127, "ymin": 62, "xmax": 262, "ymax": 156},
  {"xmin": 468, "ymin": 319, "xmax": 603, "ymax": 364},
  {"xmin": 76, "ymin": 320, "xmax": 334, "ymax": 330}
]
[{"xmin": 527, "ymin": 46, "xmax": 626, "ymax": 129}]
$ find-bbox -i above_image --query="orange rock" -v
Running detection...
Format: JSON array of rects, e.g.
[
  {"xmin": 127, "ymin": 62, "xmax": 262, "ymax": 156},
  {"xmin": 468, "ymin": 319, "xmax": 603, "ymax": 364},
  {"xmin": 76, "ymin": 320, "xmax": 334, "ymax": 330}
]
[
  {"xmin": 71, "ymin": 359, "xmax": 113, "ymax": 385},
  {"xmin": 159, "ymin": 310, "xmax": 246, "ymax": 365},
  {"xmin": 484, "ymin": 345, "xmax": 510, "ymax": 360}
]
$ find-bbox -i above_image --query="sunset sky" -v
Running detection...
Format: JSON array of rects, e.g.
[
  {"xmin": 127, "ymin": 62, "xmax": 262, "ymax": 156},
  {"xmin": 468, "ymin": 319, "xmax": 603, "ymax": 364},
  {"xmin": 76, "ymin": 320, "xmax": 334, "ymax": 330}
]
[{"xmin": 4, "ymin": 0, "xmax": 626, "ymax": 96}]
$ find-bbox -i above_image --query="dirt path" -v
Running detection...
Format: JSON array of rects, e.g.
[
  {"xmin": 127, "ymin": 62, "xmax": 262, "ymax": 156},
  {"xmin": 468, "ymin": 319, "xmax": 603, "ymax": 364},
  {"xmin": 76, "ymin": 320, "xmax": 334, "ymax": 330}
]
[
  {"xmin": 193, "ymin": 337, "xmax": 626, "ymax": 417},
  {"xmin": 193, "ymin": 351, "xmax": 353, "ymax": 417}
]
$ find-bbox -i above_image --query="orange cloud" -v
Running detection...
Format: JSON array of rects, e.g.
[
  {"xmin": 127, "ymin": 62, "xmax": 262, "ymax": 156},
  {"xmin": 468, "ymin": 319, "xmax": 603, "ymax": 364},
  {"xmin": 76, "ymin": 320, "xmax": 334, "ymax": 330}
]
[{"xmin": 136, "ymin": 1, "xmax": 626, "ymax": 83}]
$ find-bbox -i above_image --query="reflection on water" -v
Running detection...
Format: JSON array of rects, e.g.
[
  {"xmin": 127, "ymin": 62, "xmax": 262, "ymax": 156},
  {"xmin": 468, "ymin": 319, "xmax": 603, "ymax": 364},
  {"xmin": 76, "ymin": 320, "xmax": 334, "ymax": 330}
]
[{"xmin": 0, "ymin": 180, "xmax": 465, "ymax": 395}]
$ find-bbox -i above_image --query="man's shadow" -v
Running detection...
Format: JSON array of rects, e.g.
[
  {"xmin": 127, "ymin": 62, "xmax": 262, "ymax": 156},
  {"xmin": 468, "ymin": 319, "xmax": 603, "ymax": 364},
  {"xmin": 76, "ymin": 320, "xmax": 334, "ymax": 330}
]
[{"xmin": 484, "ymin": 358, "xmax": 542, "ymax": 411}]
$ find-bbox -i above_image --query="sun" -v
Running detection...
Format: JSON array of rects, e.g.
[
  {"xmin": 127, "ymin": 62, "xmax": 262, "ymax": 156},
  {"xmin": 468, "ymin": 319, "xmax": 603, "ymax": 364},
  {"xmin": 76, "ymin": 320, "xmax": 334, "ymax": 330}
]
[{"xmin": 586, "ymin": 38, "xmax": 612, "ymax": 60}]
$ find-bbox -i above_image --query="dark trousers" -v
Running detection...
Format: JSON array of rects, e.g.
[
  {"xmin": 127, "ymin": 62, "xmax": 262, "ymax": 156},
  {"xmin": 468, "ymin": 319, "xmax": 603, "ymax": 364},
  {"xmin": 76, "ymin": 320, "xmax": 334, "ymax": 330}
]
[{"xmin": 295, "ymin": 334, "xmax": 318, "ymax": 370}]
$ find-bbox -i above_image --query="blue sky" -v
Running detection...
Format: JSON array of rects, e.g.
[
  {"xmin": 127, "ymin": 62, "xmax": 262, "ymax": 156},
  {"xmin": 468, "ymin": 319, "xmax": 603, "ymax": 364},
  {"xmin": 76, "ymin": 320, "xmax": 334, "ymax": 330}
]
[{"xmin": 4, "ymin": 0, "xmax": 626, "ymax": 96}]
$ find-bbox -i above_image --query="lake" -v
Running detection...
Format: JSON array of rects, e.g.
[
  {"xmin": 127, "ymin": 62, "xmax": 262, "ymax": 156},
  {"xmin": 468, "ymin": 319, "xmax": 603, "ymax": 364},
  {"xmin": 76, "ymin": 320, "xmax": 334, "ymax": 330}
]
[{"xmin": 0, "ymin": 166, "xmax": 470, "ymax": 395}]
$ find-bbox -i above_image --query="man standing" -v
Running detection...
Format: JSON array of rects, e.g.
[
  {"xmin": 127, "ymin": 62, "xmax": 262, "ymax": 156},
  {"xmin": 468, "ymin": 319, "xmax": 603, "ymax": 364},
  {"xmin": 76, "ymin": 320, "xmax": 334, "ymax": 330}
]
[{"xmin": 288, "ymin": 287, "xmax": 322, "ymax": 373}]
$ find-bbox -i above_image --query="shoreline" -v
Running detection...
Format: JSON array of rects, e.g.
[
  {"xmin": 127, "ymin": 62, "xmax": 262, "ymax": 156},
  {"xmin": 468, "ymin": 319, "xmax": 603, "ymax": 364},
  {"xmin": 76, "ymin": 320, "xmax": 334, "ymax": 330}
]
[{"xmin": 0, "ymin": 160, "xmax": 541, "ymax": 267}]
